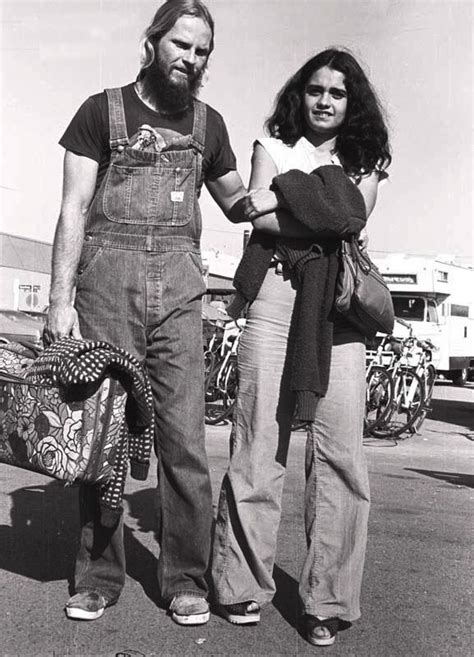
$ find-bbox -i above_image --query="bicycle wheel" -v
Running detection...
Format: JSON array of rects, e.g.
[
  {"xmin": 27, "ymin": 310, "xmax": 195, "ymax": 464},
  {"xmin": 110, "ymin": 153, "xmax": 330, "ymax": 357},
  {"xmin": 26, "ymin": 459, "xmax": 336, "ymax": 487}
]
[
  {"xmin": 377, "ymin": 368, "xmax": 425, "ymax": 438},
  {"xmin": 365, "ymin": 365, "xmax": 394, "ymax": 434},
  {"xmin": 412, "ymin": 363, "xmax": 436, "ymax": 433},
  {"xmin": 205, "ymin": 358, "xmax": 238, "ymax": 425},
  {"xmin": 203, "ymin": 348, "xmax": 215, "ymax": 380}
]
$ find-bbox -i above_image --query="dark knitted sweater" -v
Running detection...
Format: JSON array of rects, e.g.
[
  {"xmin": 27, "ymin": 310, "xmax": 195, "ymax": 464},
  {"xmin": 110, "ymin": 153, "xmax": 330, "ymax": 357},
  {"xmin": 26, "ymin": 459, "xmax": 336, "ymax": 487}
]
[{"xmin": 232, "ymin": 165, "xmax": 366, "ymax": 421}]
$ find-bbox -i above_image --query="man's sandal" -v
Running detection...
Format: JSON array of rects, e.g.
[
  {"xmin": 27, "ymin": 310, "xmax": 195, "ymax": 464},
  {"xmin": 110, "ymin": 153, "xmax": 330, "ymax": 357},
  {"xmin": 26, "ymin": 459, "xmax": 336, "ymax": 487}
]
[{"xmin": 306, "ymin": 616, "xmax": 340, "ymax": 647}]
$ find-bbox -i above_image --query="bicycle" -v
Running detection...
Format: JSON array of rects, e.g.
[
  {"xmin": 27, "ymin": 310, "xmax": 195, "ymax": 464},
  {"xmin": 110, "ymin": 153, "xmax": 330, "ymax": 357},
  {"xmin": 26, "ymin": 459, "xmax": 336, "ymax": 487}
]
[
  {"xmin": 204, "ymin": 319, "xmax": 244, "ymax": 425},
  {"xmin": 364, "ymin": 335, "xmax": 396, "ymax": 434},
  {"xmin": 409, "ymin": 338, "xmax": 437, "ymax": 433},
  {"xmin": 370, "ymin": 319, "xmax": 429, "ymax": 438}
]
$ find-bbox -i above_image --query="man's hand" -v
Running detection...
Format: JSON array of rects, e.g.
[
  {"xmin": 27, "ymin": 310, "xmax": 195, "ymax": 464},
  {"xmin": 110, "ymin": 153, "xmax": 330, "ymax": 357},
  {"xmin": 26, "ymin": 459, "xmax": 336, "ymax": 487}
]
[
  {"xmin": 44, "ymin": 302, "xmax": 82, "ymax": 344},
  {"xmin": 244, "ymin": 188, "xmax": 279, "ymax": 220}
]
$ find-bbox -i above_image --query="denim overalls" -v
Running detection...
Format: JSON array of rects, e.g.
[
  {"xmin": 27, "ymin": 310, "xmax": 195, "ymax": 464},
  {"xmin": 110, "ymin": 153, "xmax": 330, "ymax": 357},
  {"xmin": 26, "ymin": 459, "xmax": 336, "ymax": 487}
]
[{"xmin": 74, "ymin": 87, "xmax": 212, "ymax": 604}]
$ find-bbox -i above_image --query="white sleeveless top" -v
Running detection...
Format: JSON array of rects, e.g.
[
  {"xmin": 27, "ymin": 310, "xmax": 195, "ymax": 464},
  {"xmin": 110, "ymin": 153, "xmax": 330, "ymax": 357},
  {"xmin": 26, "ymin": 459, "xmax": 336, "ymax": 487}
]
[
  {"xmin": 256, "ymin": 136, "xmax": 343, "ymax": 175},
  {"xmin": 256, "ymin": 135, "xmax": 388, "ymax": 183}
]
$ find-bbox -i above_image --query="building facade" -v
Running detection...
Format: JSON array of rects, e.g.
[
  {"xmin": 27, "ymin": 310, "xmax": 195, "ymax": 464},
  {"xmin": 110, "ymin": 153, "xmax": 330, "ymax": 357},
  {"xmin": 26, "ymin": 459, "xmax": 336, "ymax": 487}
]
[{"xmin": 0, "ymin": 233, "xmax": 52, "ymax": 312}]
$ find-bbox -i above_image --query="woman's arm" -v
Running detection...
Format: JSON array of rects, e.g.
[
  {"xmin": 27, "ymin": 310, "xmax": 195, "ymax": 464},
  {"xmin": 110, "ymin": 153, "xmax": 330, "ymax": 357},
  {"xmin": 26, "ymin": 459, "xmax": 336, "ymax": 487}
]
[
  {"xmin": 246, "ymin": 144, "xmax": 381, "ymax": 237},
  {"xmin": 247, "ymin": 143, "xmax": 315, "ymax": 237},
  {"xmin": 355, "ymin": 171, "xmax": 379, "ymax": 219},
  {"xmin": 353, "ymin": 171, "xmax": 380, "ymax": 249}
]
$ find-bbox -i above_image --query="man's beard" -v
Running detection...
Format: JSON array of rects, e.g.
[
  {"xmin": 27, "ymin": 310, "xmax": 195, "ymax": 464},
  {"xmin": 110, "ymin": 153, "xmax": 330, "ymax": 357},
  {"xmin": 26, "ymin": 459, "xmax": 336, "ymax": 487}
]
[{"xmin": 141, "ymin": 53, "xmax": 204, "ymax": 115}]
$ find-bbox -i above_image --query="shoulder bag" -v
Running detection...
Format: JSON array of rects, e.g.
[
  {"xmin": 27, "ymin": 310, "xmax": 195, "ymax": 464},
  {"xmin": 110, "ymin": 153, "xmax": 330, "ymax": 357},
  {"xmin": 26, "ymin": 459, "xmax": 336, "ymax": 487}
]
[{"xmin": 334, "ymin": 237, "xmax": 395, "ymax": 338}]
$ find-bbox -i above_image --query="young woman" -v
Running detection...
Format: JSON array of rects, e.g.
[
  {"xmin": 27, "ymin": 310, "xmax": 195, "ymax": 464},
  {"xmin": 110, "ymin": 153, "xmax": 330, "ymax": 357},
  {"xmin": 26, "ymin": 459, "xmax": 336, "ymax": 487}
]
[{"xmin": 212, "ymin": 49, "xmax": 391, "ymax": 647}]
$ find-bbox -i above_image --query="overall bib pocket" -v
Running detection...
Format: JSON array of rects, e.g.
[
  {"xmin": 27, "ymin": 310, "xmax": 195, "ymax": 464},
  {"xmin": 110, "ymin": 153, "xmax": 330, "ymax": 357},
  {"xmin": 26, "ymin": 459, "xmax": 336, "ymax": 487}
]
[{"xmin": 103, "ymin": 161, "xmax": 195, "ymax": 226}]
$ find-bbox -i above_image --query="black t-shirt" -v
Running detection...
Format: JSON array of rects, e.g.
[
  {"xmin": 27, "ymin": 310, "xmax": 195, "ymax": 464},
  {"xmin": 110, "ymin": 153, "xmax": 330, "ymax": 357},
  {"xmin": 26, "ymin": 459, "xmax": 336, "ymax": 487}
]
[{"xmin": 59, "ymin": 83, "xmax": 237, "ymax": 192}]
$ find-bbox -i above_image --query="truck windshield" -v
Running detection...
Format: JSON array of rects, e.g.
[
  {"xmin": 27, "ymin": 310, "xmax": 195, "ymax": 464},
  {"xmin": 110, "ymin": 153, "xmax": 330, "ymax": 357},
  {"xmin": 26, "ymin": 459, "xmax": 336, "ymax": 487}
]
[{"xmin": 392, "ymin": 296, "xmax": 426, "ymax": 321}]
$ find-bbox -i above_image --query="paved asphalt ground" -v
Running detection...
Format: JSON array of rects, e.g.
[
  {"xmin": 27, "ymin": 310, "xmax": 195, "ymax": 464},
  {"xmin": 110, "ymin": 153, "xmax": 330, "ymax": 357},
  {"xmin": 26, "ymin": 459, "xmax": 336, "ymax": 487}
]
[{"xmin": 1, "ymin": 382, "xmax": 472, "ymax": 657}]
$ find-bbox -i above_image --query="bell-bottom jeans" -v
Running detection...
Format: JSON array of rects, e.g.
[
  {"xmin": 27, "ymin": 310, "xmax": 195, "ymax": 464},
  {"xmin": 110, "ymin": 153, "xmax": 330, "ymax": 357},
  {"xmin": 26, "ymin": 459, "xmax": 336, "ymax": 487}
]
[{"xmin": 212, "ymin": 265, "xmax": 370, "ymax": 621}]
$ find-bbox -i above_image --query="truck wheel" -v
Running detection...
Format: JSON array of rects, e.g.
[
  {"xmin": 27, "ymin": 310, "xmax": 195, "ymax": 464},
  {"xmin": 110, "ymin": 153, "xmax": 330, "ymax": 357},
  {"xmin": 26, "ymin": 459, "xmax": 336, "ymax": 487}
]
[{"xmin": 450, "ymin": 368, "xmax": 468, "ymax": 386}]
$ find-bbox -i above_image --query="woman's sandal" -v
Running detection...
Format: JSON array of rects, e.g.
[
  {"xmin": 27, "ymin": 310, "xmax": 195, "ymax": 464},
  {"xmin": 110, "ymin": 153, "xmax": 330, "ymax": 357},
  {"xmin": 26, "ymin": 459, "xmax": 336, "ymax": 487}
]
[
  {"xmin": 220, "ymin": 601, "xmax": 261, "ymax": 625},
  {"xmin": 306, "ymin": 616, "xmax": 340, "ymax": 647}
]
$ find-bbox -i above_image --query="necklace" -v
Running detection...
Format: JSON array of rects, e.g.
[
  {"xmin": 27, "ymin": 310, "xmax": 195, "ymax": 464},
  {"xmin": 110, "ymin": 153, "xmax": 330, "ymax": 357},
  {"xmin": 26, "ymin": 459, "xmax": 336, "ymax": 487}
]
[{"xmin": 134, "ymin": 82, "xmax": 190, "ymax": 117}]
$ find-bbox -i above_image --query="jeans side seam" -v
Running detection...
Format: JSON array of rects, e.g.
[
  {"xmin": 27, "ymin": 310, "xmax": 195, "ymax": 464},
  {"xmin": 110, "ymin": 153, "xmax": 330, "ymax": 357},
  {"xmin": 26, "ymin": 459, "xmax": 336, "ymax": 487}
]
[
  {"xmin": 309, "ymin": 425, "xmax": 322, "ymax": 590},
  {"xmin": 213, "ymin": 474, "xmax": 232, "ymax": 595}
]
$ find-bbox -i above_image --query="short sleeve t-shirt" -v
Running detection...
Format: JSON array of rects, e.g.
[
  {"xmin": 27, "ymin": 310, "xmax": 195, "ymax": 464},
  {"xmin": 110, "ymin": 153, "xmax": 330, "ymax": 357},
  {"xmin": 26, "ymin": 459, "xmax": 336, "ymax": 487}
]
[{"xmin": 59, "ymin": 83, "xmax": 237, "ymax": 193}]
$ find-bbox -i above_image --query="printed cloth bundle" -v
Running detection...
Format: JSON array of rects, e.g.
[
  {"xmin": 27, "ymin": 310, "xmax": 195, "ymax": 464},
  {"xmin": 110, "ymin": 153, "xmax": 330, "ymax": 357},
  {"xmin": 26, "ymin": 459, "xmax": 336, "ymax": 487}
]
[
  {"xmin": 0, "ymin": 341, "xmax": 39, "ymax": 376},
  {"xmin": 0, "ymin": 338, "xmax": 154, "ymax": 526}
]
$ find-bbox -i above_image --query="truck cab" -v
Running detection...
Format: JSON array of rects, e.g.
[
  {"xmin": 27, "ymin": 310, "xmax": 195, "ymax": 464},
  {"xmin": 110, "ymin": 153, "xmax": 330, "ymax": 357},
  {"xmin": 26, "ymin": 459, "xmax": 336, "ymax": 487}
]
[{"xmin": 372, "ymin": 254, "xmax": 474, "ymax": 385}]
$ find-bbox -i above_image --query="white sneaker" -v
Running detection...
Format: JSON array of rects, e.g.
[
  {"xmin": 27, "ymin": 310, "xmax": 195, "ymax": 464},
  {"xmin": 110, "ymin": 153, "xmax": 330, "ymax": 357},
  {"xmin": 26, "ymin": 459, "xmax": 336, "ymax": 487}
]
[{"xmin": 65, "ymin": 591, "xmax": 107, "ymax": 621}]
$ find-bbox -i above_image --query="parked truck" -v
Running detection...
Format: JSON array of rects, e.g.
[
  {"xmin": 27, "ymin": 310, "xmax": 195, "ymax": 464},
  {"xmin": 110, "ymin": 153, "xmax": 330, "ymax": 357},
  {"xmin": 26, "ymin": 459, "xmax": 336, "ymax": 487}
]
[{"xmin": 371, "ymin": 253, "xmax": 474, "ymax": 385}]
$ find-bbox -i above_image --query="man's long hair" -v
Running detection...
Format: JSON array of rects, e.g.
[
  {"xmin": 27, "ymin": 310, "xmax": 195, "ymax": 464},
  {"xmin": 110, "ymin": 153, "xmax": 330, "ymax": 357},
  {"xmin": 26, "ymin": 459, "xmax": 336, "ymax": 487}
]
[
  {"xmin": 138, "ymin": 0, "xmax": 215, "ymax": 80},
  {"xmin": 266, "ymin": 48, "xmax": 392, "ymax": 177}
]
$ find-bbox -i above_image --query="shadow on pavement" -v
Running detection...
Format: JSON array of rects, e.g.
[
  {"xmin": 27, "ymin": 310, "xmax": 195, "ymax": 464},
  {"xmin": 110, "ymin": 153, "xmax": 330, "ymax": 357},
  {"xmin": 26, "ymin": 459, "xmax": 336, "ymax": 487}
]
[
  {"xmin": 0, "ymin": 481, "xmax": 78, "ymax": 583},
  {"xmin": 272, "ymin": 564, "xmax": 300, "ymax": 630},
  {"xmin": 123, "ymin": 487, "xmax": 161, "ymax": 606},
  {"xmin": 0, "ymin": 481, "xmax": 162, "ymax": 606},
  {"xmin": 429, "ymin": 398, "xmax": 474, "ymax": 431},
  {"xmin": 405, "ymin": 468, "xmax": 474, "ymax": 489}
]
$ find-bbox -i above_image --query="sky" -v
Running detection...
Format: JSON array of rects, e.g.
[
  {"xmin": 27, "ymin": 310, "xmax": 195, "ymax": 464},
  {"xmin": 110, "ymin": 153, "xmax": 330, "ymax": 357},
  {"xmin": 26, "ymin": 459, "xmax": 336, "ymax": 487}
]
[{"xmin": 1, "ymin": 0, "xmax": 472, "ymax": 262}]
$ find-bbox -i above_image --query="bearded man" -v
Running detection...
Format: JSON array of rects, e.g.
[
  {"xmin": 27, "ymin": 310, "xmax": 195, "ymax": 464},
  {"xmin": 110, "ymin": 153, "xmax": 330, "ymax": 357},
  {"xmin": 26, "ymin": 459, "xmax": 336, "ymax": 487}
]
[{"xmin": 45, "ymin": 0, "xmax": 247, "ymax": 626}]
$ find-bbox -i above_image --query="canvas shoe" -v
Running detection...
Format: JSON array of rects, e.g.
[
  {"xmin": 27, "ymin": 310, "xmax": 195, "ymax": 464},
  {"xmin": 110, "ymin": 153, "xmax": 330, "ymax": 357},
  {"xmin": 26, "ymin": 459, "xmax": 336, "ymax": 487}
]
[
  {"xmin": 169, "ymin": 594, "xmax": 210, "ymax": 625},
  {"xmin": 65, "ymin": 591, "xmax": 107, "ymax": 621}
]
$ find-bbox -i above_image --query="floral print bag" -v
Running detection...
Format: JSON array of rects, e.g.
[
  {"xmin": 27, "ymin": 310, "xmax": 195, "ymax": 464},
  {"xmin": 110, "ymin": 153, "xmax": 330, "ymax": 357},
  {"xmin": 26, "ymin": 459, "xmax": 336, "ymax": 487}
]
[{"xmin": 0, "ymin": 345, "xmax": 127, "ymax": 485}]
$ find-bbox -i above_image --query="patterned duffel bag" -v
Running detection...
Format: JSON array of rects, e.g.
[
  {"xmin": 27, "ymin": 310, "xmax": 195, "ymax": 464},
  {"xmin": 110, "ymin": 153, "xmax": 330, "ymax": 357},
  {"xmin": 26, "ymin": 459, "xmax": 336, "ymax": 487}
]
[{"xmin": 0, "ymin": 344, "xmax": 127, "ymax": 484}]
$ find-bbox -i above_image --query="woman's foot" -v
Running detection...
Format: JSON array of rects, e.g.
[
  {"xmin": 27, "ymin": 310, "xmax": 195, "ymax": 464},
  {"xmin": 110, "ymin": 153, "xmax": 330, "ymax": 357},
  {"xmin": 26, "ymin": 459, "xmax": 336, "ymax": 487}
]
[
  {"xmin": 220, "ymin": 601, "xmax": 261, "ymax": 624},
  {"xmin": 306, "ymin": 616, "xmax": 340, "ymax": 646}
]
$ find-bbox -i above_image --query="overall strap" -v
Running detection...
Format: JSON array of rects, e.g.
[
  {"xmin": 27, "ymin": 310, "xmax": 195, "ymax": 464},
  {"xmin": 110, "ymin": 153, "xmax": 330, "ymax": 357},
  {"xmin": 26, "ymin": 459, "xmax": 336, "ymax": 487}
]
[
  {"xmin": 190, "ymin": 99, "xmax": 207, "ymax": 153},
  {"xmin": 105, "ymin": 88, "xmax": 129, "ymax": 150}
]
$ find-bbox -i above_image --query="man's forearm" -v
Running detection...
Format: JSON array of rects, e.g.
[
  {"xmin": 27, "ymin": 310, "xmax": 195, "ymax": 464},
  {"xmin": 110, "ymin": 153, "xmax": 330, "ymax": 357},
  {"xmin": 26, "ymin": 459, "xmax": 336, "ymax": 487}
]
[
  {"xmin": 227, "ymin": 196, "xmax": 250, "ymax": 224},
  {"xmin": 49, "ymin": 211, "xmax": 86, "ymax": 306}
]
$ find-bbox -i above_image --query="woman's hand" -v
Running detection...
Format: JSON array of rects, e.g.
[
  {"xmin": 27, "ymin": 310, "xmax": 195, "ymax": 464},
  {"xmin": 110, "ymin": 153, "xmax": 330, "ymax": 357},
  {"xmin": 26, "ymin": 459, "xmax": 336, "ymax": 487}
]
[{"xmin": 243, "ymin": 188, "xmax": 279, "ymax": 220}]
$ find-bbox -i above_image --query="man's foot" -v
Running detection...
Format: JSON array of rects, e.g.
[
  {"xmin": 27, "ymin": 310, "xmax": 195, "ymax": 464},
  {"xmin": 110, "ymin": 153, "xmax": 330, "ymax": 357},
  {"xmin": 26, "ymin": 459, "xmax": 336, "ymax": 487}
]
[
  {"xmin": 306, "ymin": 616, "xmax": 340, "ymax": 647},
  {"xmin": 65, "ymin": 591, "xmax": 107, "ymax": 621},
  {"xmin": 220, "ymin": 601, "xmax": 260, "ymax": 625},
  {"xmin": 169, "ymin": 595, "xmax": 210, "ymax": 625}
]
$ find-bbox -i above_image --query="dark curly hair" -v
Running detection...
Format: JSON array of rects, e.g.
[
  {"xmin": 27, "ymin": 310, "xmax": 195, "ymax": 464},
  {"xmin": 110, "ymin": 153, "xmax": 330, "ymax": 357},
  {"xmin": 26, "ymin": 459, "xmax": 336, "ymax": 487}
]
[{"xmin": 266, "ymin": 48, "xmax": 391, "ymax": 178}]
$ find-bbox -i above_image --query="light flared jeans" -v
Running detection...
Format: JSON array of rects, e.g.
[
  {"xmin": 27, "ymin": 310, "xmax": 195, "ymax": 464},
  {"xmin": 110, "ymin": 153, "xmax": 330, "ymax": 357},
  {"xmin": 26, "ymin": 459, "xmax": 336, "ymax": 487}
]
[{"xmin": 212, "ymin": 265, "xmax": 370, "ymax": 621}]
